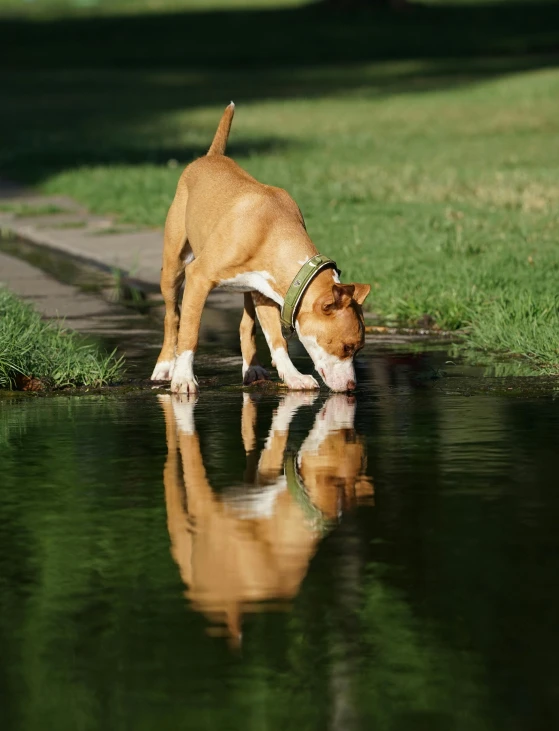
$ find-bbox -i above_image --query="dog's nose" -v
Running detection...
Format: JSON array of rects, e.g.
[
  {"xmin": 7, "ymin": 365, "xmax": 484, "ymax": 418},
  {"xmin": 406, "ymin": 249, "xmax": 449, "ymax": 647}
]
[{"xmin": 347, "ymin": 380, "xmax": 356, "ymax": 391}]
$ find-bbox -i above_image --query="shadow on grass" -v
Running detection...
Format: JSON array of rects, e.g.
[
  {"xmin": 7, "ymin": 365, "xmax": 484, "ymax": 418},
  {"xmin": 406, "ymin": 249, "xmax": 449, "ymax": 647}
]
[
  {"xmin": 4, "ymin": 1, "xmax": 559, "ymax": 69},
  {"xmin": 1, "ymin": 1, "xmax": 558, "ymax": 185},
  {"xmin": 3, "ymin": 138, "xmax": 298, "ymax": 186}
]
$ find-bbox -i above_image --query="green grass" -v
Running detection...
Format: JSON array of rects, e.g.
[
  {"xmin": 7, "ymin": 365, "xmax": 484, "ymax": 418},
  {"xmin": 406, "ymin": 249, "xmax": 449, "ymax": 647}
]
[
  {"xmin": 2, "ymin": 0, "xmax": 559, "ymax": 371},
  {"xmin": 0, "ymin": 288, "xmax": 124, "ymax": 389}
]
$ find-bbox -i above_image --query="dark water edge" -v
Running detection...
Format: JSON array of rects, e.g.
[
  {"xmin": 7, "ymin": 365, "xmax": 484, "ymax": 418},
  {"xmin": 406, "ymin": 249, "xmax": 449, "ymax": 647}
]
[{"xmin": 1, "ymin": 341, "xmax": 559, "ymax": 731}]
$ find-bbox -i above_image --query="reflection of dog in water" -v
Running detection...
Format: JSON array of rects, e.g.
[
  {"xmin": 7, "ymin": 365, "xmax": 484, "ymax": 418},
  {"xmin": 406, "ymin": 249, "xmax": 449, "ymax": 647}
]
[{"xmin": 159, "ymin": 393, "xmax": 373, "ymax": 644}]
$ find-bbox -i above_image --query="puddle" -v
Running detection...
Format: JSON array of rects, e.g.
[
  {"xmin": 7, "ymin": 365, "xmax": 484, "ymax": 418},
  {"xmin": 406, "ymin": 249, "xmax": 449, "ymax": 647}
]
[{"xmin": 2, "ymin": 335, "xmax": 559, "ymax": 730}]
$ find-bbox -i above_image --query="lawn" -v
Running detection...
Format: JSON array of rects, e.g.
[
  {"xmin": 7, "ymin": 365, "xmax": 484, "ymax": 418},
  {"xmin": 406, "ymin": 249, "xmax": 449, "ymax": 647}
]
[
  {"xmin": 2, "ymin": 0, "xmax": 559, "ymax": 371},
  {"xmin": 0, "ymin": 288, "xmax": 123, "ymax": 389}
]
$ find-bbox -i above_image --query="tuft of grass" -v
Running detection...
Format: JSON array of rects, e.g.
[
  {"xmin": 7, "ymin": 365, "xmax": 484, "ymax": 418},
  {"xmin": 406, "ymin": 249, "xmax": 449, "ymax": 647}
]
[
  {"xmin": 0, "ymin": 288, "xmax": 124, "ymax": 390},
  {"xmin": 465, "ymin": 291, "xmax": 559, "ymax": 372}
]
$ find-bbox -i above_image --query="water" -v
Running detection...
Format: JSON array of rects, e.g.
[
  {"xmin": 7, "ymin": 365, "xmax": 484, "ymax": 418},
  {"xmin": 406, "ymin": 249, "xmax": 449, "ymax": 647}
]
[{"xmin": 1, "ymin": 343, "xmax": 559, "ymax": 731}]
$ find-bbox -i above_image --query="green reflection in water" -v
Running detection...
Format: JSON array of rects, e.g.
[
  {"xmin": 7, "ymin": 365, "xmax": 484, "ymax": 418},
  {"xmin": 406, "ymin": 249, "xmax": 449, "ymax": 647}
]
[{"xmin": 1, "ymin": 378, "xmax": 558, "ymax": 730}]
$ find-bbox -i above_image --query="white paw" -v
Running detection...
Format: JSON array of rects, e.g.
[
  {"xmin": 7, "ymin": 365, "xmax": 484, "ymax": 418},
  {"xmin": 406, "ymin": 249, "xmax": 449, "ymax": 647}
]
[
  {"xmin": 170, "ymin": 376, "xmax": 198, "ymax": 395},
  {"xmin": 151, "ymin": 359, "xmax": 175, "ymax": 381},
  {"xmin": 243, "ymin": 364, "xmax": 270, "ymax": 385},
  {"xmin": 170, "ymin": 351, "xmax": 197, "ymax": 394},
  {"xmin": 283, "ymin": 373, "xmax": 320, "ymax": 391}
]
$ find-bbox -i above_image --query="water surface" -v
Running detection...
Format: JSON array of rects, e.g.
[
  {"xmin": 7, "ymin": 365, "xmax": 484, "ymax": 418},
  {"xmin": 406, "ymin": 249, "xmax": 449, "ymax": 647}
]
[{"xmin": 1, "ymin": 344, "xmax": 558, "ymax": 731}]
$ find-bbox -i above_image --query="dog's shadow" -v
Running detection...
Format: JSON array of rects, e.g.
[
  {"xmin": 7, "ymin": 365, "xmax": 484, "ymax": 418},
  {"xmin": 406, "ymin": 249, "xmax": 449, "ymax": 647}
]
[{"xmin": 158, "ymin": 391, "xmax": 374, "ymax": 645}]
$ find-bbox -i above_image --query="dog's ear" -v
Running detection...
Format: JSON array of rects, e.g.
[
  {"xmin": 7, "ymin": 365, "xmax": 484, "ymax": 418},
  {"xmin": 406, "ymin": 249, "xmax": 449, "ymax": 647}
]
[
  {"xmin": 322, "ymin": 284, "xmax": 355, "ymax": 313},
  {"xmin": 351, "ymin": 283, "xmax": 371, "ymax": 306}
]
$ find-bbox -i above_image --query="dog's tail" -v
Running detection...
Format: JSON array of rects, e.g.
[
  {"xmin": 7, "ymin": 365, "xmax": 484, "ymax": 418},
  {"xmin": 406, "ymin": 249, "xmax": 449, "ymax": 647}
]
[{"xmin": 207, "ymin": 102, "xmax": 235, "ymax": 156}]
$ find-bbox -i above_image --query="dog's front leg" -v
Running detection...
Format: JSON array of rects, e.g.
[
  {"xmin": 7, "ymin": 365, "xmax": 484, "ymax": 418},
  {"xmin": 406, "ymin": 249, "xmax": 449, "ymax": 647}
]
[
  {"xmin": 252, "ymin": 293, "xmax": 319, "ymax": 390},
  {"xmin": 240, "ymin": 292, "xmax": 270, "ymax": 385},
  {"xmin": 171, "ymin": 263, "xmax": 213, "ymax": 394}
]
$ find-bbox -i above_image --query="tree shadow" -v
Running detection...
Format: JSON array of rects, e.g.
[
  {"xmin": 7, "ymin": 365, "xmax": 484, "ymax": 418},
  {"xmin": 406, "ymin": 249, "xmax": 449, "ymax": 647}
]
[
  {"xmin": 1, "ymin": 1, "xmax": 558, "ymax": 185},
  {"xmin": 4, "ymin": 1, "xmax": 559, "ymax": 70}
]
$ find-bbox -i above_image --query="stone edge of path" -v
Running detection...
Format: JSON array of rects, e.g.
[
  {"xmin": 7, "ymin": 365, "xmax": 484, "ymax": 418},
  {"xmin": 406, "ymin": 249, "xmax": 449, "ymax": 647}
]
[
  {"xmin": 0, "ymin": 181, "xmax": 236, "ymax": 309},
  {"xmin": 0, "ymin": 187, "xmax": 160, "ymax": 292}
]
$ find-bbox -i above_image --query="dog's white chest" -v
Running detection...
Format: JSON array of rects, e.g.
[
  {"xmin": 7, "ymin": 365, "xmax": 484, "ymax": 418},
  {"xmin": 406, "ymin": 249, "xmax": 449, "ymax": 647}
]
[{"xmin": 217, "ymin": 271, "xmax": 283, "ymax": 306}]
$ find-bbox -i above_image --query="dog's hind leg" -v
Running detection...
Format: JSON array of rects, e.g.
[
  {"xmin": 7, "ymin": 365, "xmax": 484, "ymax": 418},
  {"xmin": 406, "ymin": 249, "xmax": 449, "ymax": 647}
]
[
  {"xmin": 252, "ymin": 293, "xmax": 319, "ymax": 391},
  {"xmin": 240, "ymin": 292, "xmax": 270, "ymax": 385},
  {"xmin": 152, "ymin": 192, "xmax": 189, "ymax": 381},
  {"xmin": 170, "ymin": 256, "xmax": 214, "ymax": 394}
]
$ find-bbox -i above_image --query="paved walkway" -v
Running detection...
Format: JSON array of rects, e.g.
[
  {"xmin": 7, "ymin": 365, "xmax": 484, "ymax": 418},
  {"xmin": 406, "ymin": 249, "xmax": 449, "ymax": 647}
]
[
  {"xmin": 0, "ymin": 180, "xmax": 238, "ymax": 309},
  {"xmin": 0, "ymin": 186, "xmax": 163, "ymax": 289},
  {"xmin": 0, "ymin": 250, "xmax": 150, "ymax": 335}
]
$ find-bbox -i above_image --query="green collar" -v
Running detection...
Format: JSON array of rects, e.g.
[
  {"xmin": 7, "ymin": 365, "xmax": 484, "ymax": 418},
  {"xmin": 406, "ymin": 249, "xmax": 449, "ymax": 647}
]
[
  {"xmin": 280, "ymin": 254, "xmax": 340, "ymax": 331},
  {"xmin": 284, "ymin": 453, "xmax": 330, "ymax": 534}
]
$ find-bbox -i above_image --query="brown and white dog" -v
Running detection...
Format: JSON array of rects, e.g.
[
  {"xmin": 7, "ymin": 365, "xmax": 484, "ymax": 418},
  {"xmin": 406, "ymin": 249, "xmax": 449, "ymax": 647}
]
[{"xmin": 151, "ymin": 103, "xmax": 371, "ymax": 393}]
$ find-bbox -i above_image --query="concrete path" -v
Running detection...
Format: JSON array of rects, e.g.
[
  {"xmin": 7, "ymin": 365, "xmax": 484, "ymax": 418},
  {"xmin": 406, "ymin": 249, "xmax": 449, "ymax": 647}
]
[
  {"xmin": 0, "ymin": 182, "xmax": 239, "ymax": 310},
  {"xmin": 0, "ymin": 187, "xmax": 163, "ymax": 289},
  {"xmin": 0, "ymin": 250, "xmax": 150, "ymax": 335}
]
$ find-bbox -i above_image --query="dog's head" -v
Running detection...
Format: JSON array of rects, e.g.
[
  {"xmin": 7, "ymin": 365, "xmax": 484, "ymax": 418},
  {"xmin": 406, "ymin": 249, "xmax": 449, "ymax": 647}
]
[{"xmin": 296, "ymin": 282, "xmax": 371, "ymax": 392}]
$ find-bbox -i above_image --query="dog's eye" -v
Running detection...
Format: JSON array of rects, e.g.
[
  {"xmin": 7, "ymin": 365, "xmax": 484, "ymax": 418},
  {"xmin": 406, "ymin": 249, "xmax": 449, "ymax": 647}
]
[{"xmin": 343, "ymin": 344, "xmax": 354, "ymax": 356}]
